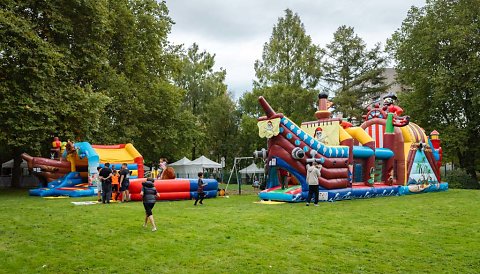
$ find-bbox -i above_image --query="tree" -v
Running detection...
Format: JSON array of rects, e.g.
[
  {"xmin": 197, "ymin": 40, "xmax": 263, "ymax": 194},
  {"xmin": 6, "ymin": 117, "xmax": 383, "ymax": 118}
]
[
  {"xmin": 94, "ymin": 0, "xmax": 185, "ymax": 163},
  {"xmin": 241, "ymin": 9, "xmax": 323, "ymax": 127},
  {"xmin": 173, "ymin": 43, "xmax": 229, "ymax": 159},
  {"xmin": 202, "ymin": 93, "xmax": 239, "ymax": 165},
  {"xmin": 323, "ymin": 25, "xmax": 389, "ymax": 121},
  {"xmin": 0, "ymin": 0, "xmax": 186, "ymax": 185},
  {"xmin": 387, "ymin": 0, "xmax": 480, "ymax": 184},
  {"xmin": 0, "ymin": 1, "xmax": 109, "ymax": 186},
  {"xmin": 254, "ymin": 9, "xmax": 323, "ymax": 90}
]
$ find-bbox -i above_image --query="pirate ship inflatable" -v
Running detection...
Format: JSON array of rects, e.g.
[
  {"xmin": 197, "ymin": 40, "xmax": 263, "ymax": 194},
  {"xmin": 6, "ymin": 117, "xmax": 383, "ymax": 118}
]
[{"xmin": 255, "ymin": 93, "xmax": 447, "ymax": 202}]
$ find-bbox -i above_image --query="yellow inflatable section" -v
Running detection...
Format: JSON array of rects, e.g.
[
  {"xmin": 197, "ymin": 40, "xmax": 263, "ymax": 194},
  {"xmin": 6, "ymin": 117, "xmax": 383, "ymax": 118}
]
[
  {"xmin": 93, "ymin": 144, "xmax": 140, "ymax": 163},
  {"xmin": 91, "ymin": 143, "xmax": 144, "ymax": 178},
  {"xmin": 344, "ymin": 127, "xmax": 374, "ymax": 145}
]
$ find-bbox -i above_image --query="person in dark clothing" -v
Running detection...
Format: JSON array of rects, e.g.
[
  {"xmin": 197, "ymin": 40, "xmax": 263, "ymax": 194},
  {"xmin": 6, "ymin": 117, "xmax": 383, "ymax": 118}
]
[
  {"xmin": 279, "ymin": 169, "xmax": 289, "ymax": 190},
  {"xmin": 119, "ymin": 163, "xmax": 130, "ymax": 202},
  {"xmin": 194, "ymin": 172, "xmax": 208, "ymax": 206},
  {"xmin": 140, "ymin": 178, "xmax": 160, "ymax": 231},
  {"xmin": 99, "ymin": 163, "xmax": 113, "ymax": 204}
]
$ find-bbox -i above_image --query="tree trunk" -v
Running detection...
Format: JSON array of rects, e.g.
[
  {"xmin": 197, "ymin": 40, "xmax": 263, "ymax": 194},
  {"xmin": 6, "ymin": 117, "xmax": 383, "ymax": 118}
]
[
  {"xmin": 191, "ymin": 144, "xmax": 196, "ymax": 161},
  {"xmin": 11, "ymin": 149, "xmax": 23, "ymax": 188}
]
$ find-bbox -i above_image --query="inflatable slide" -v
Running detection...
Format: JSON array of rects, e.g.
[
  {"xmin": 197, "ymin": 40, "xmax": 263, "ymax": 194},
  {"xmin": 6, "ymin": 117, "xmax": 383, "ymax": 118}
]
[{"xmin": 255, "ymin": 93, "xmax": 447, "ymax": 202}]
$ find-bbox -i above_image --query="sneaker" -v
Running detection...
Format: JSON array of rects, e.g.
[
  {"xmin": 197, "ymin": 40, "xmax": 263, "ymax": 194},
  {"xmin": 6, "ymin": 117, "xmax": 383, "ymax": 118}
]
[
  {"xmin": 143, "ymin": 223, "xmax": 147, "ymax": 228},
  {"xmin": 306, "ymin": 203, "xmax": 310, "ymax": 206},
  {"xmin": 314, "ymin": 204, "xmax": 319, "ymax": 207},
  {"xmin": 152, "ymin": 227, "xmax": 157, "ymax": 232}
]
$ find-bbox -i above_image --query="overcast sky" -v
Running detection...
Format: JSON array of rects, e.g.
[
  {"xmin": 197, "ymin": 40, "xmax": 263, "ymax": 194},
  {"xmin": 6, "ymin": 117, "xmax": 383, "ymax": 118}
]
[{"xmin": 166, "ymin": 0, "xmax": 426, "ymax": 98}]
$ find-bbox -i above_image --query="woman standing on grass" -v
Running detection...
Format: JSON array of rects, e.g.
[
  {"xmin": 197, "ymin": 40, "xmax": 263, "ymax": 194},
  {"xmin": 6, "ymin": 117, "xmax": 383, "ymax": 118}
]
[{"xmin": 140, "ymin": 178, "xmax": 160, "ymax": 231}]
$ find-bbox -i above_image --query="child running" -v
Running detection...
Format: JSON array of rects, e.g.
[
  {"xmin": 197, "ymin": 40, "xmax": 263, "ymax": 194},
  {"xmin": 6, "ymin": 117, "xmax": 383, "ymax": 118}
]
[
  {"xmin": 194, "ymin": 172, "xmax": 208, "ymax": 206},
  {"xmin": 140, "ymin": 178, "xmax": 160, "ymax": 231}
]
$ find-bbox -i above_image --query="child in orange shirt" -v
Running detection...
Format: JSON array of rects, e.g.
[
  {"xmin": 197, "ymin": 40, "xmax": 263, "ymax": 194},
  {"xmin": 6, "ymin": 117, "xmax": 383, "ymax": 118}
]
[{"xmin": 111, "ymin": 169, "xmax": 120, "ymax": 201}]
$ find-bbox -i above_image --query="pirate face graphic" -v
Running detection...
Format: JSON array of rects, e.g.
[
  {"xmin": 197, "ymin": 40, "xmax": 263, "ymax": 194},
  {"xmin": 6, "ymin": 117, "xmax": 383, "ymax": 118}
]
[
  {"xmin": 265, "ymin": 121, "xmax": 273, "ymax": 131},
  {"xmin": 383, "ymin": 97, "xmax": 394, "ymax": 106},
  {"xmin": 314, "ymin": 127, "xmax": 327, "ymax": 143}
]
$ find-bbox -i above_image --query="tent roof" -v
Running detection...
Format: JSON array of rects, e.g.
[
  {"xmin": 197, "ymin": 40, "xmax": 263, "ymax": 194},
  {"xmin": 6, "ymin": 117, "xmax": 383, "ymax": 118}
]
[
  {"xmin": 1, "ymin": 159, "xmax": 28, "ymax": 169},
  {"xmin": 239, "ymin": 163, "xmax": 264, "ymax": 174},
  {"xmin": 190, "ymin": 155, "xmax": 222, "ymax": 168},
  {"xmin": 169, "ymin": 157, "xmax": 191, "ymax": 166}
]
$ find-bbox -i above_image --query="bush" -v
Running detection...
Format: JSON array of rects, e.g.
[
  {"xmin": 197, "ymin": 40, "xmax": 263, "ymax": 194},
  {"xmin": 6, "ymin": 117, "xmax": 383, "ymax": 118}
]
[{"xmin": 445, "ymin": 169, "xmax": 480, "ymax": 189}]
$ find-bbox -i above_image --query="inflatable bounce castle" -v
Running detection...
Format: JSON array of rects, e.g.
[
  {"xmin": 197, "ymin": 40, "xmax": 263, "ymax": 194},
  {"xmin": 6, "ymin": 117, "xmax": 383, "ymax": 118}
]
[
  {"xmin": 23, "ymin": 141, "xmax": 218, "ymax": 200},
  {"xmin": 255, "ymin": 93, "xmax": 447, "ymax": 202},
  {"xmin": 23, "ymin": 142, "xmax": 144, "ymax": 197}
]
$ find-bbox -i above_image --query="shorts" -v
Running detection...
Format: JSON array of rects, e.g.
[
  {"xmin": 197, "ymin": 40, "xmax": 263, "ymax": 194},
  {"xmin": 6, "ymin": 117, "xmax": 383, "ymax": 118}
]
[
  {"xmin": 143, "ymin": 202, "xmax": 155, "ymax": 217},
  {"xmin": 96, "ymin": 181, "xmax": 102, "ymax": 193},
  {"xmin": 120, "ymin": 182, "xmax": 130, "ymax": 191}
]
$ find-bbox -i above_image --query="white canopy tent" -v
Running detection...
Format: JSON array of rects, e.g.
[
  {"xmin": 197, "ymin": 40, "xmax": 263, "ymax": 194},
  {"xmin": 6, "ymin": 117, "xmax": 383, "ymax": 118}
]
[
  {"xmin": 1, "ymin": 159, "xmax": 29, "ymax": 176},
  {"xmin": 168, "ymin": 156, "xmax": 222, "ymax": 178},
  {"xmin": 1, "ymin": 159, "xmax": 28, "ymax": 169},
  {"xmin": 168, "ymin": 157, "xmax": 198, "ymax": 178},
  {"xmin": 189, "ymin": 156, "xmax": 222, "ymax": 169},
  {"xmin": 169, "ymin": 157, "xmax": 192, "ymax": 166},
  {"xmin": 239, "ymin": 163, "xmax": 264, "ymax": 178}
]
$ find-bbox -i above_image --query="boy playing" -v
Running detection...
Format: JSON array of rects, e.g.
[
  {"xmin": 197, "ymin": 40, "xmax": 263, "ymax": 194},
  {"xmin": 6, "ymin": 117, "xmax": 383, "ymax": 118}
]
[{"xmin": 194, "ymin": 172, "xmax": 208, "ymax": 206}]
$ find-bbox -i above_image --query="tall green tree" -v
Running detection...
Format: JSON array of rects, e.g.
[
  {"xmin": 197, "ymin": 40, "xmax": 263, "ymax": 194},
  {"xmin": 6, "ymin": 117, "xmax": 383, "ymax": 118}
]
[
  {"xmin": 323, "ymin": 25, "xmax": 389, "ymax": 121},
  {"xmin": 0, "ymin": 0, "xmax": 188, "ymax": 184},
  {"xmin": 254, "ymin": 9, "xmax": 323, "ymax": 90},
  {"xmin": 387, "ymin": 0, "xmax": 480, "ymax": 184},
  {"xmin": 0, "ymin": 1, "xmax": 109, "ymax": 186},
  {"xmin": 238, "ymin": 9, "xmax": 324, "ymax": 157},
  {"xmin": 202, "ymin": 93, "xmax": 239, "ymax": 165},
  {"xmin": 95, "ymin": 0, "xmax": 185, "ymax": 163},
  {"xmin": 173, "ymin": 43, "xmax": 229, "ymax": 159},
  {"xmin": 242, "ymin": 9, "xmax": 323, "ymax": 123}
]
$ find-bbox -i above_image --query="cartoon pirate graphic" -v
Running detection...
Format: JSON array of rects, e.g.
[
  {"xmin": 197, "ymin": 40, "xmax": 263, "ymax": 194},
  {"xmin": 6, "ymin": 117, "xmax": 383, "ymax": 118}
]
[{"xmin": 314, "ymin": 127, "xmax": 328, "ymax": 144}]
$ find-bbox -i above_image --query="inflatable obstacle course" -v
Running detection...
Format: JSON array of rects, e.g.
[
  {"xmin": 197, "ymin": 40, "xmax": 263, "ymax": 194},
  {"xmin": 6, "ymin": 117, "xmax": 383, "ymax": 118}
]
[{"xmin": 255, "ymin": 93, "xmax": 447, "ymax": 202}]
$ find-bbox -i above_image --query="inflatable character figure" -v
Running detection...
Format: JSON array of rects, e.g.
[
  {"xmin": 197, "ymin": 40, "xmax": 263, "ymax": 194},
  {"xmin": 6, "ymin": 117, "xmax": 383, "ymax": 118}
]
[
  {"xmin": 382, "ymin": 93, "xmax": 410, "ymax": 127},
  {"xmin": 367, "ymin": 167, "xmax": 375, "ymax": 186},
  {"xmin": 160, "ymin": 167, "xmax": 176, "ymax": 180},
  {"xmin": 65, "ymin": 139, "xmax": 77, "ymax": 172}
]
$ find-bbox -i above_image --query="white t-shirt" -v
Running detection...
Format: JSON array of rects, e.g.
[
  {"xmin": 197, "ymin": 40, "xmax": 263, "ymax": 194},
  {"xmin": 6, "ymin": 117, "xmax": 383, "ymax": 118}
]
[{"xmin": 306, "ymin": 164, "xmax": 321, "ymax": 185}]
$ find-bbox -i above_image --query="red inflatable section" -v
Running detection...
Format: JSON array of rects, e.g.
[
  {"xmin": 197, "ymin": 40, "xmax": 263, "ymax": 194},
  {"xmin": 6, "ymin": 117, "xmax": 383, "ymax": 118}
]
[{"xmin": 128, "ymin": 179, "xmax": 193, "ymax": 201}]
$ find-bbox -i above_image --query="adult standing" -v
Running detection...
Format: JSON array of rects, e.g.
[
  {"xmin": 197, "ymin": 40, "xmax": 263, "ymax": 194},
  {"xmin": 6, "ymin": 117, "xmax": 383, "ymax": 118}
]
[
  {"xmin": 119, "ymin": 163, "xmax": 130, "ymax": 202},
  {"xmin": 306, "ymin": 162, "xmax": 322, "ymax": 206},
  {"xmin": 140, "ymin": 178, "xmax": 160, "ymax": 231},
  {"xmin": 99, "ymin": 163, "xmax": 113, "ymax": 204},
  {"xmin": 95, "ymin": 166, "xmax": 102, "ymax": 202}
]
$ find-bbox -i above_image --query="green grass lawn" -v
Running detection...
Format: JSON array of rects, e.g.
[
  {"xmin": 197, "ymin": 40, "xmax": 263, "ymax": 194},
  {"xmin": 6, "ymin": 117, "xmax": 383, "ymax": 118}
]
[{"xmin": 1, "ymin": 189, "xmax": 479, "ymax": 273}]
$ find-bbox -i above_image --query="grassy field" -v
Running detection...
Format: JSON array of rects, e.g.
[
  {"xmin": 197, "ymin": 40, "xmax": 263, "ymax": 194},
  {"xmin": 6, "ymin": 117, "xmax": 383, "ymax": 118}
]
[{"xmin": 0, "ymin": 189, "xmax": 479, "ymax": 273}]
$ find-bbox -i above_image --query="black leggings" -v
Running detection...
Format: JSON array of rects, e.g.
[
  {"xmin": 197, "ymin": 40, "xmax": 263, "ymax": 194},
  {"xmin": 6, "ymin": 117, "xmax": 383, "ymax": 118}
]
[
  {"xmin": 194, "ymin": 193, "xmax": 205, "ymax": 205},
  {"xmin": 143, "ymin": 202, "xmax": 155, "ymax": 217},
  {"xmin": 307, "ymin": 185, "xmax": 319, "ymax": 204}
]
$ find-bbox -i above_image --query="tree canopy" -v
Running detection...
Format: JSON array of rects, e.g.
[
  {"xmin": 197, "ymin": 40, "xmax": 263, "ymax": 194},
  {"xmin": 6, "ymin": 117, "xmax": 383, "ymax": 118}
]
[
  {"xmin": 387, "ymin": 0, "xmax": 480, "ymax": 183},
  {"xmin": 323, "ymin": 25, "xmax": 389, "ymax": 121},
  {"xmin": 254, "ymin": 9, "xmax": 323, "ymax": 90}
]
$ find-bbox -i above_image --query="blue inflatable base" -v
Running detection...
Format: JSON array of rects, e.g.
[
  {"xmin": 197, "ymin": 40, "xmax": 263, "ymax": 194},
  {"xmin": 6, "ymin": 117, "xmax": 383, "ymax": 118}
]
[
  {"xmin": 259, "ymin": 192, "xmax": 303, "ymax": 202},
  {"xmin": 259, "ymin": 183, "xmax": 449, "ymax": 203}
]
